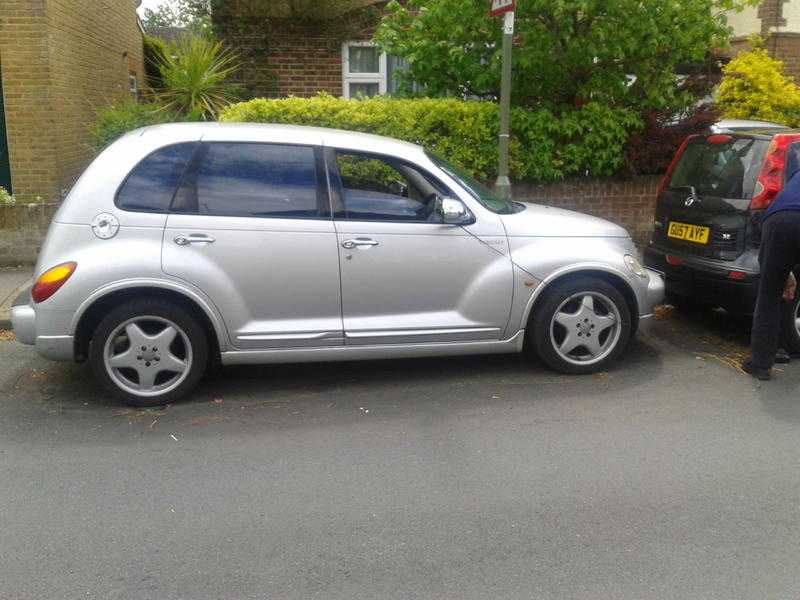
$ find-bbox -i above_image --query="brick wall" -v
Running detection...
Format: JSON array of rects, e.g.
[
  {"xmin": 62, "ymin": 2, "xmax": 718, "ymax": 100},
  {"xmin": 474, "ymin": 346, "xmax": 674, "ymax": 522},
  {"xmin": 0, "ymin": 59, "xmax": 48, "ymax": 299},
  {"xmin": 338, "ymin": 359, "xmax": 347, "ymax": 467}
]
[
  {"xmin": 0, "ymin": 0, "xmax": 145, "ymax": 202},
  {"xmin": 513, "ymin": 176, "xmax": 660, "ymax": 245},
  {"xmin": 220, "ymin": 7, "xmax": 384, "ymax": 99}
]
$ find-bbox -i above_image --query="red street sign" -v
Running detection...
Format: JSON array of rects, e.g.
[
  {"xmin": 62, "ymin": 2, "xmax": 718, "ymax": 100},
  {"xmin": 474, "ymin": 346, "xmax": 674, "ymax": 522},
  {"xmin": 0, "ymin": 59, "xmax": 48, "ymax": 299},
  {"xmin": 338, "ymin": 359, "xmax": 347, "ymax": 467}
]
[{"xmin": 490, "ymin": 0, "xmax": 515, "ymax": 17}]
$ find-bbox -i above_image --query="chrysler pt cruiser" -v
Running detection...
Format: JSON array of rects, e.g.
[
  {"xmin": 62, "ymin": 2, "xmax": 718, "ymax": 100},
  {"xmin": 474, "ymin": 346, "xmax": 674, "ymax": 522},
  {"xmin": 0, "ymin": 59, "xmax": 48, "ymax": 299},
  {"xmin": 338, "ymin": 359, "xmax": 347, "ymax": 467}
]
[{"xmin": 12, "ymin": 124, "xmax": 664, "ymax": 406}]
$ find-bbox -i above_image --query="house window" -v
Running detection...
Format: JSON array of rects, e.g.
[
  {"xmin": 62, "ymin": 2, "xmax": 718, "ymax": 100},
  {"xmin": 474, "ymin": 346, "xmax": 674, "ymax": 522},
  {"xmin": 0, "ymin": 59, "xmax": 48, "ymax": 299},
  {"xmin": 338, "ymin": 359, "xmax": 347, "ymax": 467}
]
[
  {"xmin": 342, "ymin": 42, "xmax": 387, "ymax": 98},
  {"xmin": 128, "ymin": 72, "xmax": 138, "ymax": 99}
]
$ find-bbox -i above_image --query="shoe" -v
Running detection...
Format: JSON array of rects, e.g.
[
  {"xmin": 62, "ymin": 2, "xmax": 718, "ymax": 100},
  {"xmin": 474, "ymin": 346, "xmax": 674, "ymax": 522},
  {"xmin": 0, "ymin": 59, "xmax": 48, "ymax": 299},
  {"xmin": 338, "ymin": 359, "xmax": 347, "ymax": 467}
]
[
  {"xmin": 742, "ymin": 358, "xmax": 771, "ymax": 381},
  {"xmin": 776, "ymin": 348, "xmax": 791, "ymax": 364}
]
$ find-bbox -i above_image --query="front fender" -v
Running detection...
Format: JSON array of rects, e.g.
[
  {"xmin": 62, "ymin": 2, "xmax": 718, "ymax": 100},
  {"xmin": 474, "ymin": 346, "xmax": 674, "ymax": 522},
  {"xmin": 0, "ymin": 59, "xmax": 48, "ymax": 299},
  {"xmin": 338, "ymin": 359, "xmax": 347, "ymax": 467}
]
[{"xmin": 504, "ymin": 236, "xmax": 649, "ymax": 336}]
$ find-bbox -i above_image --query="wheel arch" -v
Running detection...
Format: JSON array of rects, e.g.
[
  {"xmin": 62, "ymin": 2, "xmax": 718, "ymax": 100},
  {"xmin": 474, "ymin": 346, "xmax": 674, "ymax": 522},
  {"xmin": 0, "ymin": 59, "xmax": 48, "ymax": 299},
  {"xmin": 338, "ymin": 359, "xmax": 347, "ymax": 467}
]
[
  {"xmin": 73, "ymin": 282, "xmax": 227, "ymax": 363},
  {"xmin": 523, "ymin": 267, "xmax": 640, "ymax": 336}
]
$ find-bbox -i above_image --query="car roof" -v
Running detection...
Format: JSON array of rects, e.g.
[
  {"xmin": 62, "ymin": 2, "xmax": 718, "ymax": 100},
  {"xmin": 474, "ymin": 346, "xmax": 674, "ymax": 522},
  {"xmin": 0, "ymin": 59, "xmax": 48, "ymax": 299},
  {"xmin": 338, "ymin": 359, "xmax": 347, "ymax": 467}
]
[{"xmin": 134, "ymin": 122, "xmax": 427, "ymax": 157}]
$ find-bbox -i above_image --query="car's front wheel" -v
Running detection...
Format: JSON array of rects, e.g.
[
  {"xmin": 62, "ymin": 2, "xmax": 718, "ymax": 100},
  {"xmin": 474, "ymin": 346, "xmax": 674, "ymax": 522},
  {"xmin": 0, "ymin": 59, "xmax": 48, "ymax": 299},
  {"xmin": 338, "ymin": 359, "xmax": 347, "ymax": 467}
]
[
  {"xmin": 89, "ymin": 299, "xmax": 209, "ymax": 407},
  {"xmin": 531, "ymin": 276, "xmax": 632, "ymax": 374}
]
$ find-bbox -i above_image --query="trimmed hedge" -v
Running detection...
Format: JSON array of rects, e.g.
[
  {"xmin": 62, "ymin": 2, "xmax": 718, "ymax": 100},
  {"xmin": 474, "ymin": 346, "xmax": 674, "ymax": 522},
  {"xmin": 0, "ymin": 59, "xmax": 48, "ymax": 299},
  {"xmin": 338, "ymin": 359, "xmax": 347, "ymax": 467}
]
[
  {"xmin": 91, "ymin": 99, "xmax": 184, "ymax": 152},
  {"xmin": 220, "ymin": 94, "xmax": 640, "ymax": 182}
]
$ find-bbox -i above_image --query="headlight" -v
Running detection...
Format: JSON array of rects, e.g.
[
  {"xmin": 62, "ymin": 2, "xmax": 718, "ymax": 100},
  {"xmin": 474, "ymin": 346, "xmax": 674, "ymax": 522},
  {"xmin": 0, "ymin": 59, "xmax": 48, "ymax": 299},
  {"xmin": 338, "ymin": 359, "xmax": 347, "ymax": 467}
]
[{"xmin": 624, "ymin": 254, "xmax": 648, "ymax": 279}]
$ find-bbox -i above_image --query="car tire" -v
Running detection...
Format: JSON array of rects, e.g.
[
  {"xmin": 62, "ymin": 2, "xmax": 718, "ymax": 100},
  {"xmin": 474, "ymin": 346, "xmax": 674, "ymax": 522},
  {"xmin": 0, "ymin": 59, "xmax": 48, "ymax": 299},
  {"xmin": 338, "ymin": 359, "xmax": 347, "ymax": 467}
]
[
  {"xmin": 781, "ymin": 295, "xmax": 800, "ymax": 355},
  {"xmin": 531, "ymin": 276, "xmax": 632, "ymax": 374},
  {"xmin": 89, "ymin": 298, "xmax": 209, "ymax": 407}
]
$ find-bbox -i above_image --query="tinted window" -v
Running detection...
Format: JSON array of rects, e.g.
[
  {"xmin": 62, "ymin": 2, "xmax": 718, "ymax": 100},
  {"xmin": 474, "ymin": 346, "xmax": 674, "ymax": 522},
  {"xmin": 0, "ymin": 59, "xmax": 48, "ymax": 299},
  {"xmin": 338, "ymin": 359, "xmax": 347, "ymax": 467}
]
[
  {"xmin": 669, "ymin": 137, "xmax": 768, "ymax": 199},
  {"xmin": 117, "ymin": 143, "xmax": 197, "ymax": 212},
  {"xmin": 334, "ymin": 152, "xmax": 448, "ymax": 222},
  {"xmin": 194, "ymin": 143, "xmax": 320, "ymax": 218}
]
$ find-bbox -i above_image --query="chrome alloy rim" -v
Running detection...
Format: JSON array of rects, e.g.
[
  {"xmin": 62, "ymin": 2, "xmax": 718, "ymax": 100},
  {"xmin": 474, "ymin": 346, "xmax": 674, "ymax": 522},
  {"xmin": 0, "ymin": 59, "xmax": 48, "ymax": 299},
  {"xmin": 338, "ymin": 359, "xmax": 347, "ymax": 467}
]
[
  {"xmin": 103, "ymin": 316, "xmax": 192, "ymax": 397},
  {"xmin": 549, "ymin": 292, "xmax": 622, "ymax": 366}
]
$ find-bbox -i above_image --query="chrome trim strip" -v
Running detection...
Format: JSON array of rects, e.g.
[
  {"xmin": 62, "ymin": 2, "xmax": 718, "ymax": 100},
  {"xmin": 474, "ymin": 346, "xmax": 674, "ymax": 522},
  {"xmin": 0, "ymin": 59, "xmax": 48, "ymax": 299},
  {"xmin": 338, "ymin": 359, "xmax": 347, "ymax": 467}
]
[
  {"xmin": 344, "ymin": 327, "xmax": 500, "ymax": 339},
  {"xmin": 221, "ymin": 330, "xmax": 526, "ymax": 365}
]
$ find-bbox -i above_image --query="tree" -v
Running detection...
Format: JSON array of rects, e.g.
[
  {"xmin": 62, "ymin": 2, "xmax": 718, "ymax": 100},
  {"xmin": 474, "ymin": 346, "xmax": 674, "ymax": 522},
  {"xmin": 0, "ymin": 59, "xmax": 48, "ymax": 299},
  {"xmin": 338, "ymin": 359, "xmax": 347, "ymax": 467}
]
[
  {"xmin": 374, "ymin": 0, "xmax": 758, "ymax": 115},
  {"xmin": 716, "ymin": 45, "xmax": 800, "ymax": 126},
  {"xmin": 142, "ymin": 0, "xmax": 212, "ymax": 36}
]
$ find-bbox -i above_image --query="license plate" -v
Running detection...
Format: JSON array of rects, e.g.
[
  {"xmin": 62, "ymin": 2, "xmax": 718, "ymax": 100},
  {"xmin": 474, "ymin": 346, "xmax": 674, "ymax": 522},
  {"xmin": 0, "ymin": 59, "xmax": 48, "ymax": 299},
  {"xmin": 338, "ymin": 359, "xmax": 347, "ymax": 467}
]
[{"xmin": 667, "ymin": 221, "xmax": 710, "ymax": 244}]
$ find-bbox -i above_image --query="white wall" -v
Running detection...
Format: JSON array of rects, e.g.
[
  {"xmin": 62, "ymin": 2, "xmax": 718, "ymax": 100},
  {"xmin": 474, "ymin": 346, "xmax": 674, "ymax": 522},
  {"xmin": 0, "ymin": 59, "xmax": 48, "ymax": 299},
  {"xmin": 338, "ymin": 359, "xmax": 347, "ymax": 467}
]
[
  {"xmin": 725, "ymin": 5, "xmax": 760, "ymax": 39},
  {"xmin": 783, "ymin": 0, "xmax": 800, "ymax": 32}
]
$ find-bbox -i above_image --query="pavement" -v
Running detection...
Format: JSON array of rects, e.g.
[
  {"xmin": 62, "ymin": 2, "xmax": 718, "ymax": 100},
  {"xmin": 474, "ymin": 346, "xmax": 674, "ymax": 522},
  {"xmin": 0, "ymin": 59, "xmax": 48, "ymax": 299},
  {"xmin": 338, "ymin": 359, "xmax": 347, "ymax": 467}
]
[
  {"xmin": 3, "ymin": 304, "xmax": 800, "ymax": 599},
  {"xmin": 0, "ymin": 266, "xmax": 32, "ymax": 328}
]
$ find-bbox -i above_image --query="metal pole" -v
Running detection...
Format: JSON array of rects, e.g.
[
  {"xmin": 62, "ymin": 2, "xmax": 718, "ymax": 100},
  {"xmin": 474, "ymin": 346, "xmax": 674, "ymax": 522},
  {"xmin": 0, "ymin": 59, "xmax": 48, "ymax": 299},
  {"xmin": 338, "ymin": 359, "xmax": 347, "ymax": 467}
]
[{"xmin": 494, "ymin": 10, "xmax": 514, "ymax": 201}]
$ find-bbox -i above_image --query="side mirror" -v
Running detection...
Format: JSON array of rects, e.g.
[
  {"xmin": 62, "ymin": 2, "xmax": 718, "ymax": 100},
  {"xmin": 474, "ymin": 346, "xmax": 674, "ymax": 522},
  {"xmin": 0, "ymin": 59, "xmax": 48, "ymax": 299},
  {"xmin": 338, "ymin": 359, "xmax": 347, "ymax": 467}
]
[
  {"xmin": 438, "ymin": 197, "xmax": 474, "ymax": 225},
  {"xmin": 389, "ymin": 180, "xmax": 409, "ymax": 197}
]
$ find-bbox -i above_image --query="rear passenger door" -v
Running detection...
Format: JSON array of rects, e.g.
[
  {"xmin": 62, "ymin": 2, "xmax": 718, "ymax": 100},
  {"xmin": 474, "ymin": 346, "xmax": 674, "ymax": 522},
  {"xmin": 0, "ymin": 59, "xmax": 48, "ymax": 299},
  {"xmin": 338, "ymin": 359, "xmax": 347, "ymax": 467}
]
[{"xmin": 162, "ymin": 142, "xmax": 343, "ymax": 350}]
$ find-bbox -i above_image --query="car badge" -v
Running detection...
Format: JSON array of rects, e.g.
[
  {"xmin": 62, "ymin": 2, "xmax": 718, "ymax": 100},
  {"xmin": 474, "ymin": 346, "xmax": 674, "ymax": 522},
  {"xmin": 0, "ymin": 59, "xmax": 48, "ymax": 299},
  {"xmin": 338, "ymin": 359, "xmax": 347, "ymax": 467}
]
[
  {"xmin": 91, "ymin": 212, "xmax": 120, "ymax": 239},
  {"xmin": 685, "ymin": 196, "xmax": 696, "ymax": 207}
]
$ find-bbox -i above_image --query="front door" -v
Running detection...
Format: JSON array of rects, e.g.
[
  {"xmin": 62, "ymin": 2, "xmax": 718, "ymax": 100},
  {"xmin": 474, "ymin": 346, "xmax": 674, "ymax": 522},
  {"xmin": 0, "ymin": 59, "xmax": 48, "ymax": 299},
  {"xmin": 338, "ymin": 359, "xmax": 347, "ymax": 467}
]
[
  {"xmin": 0, "ymin": 66, "xmax": 11, "ymax": 193},
  {"xmin": 329, "ymin": 149, "xmax": 513, "ymax": 345},
  {"xmin": 162, "ymin": 142, "xmax": 343, "ymax": 349}
]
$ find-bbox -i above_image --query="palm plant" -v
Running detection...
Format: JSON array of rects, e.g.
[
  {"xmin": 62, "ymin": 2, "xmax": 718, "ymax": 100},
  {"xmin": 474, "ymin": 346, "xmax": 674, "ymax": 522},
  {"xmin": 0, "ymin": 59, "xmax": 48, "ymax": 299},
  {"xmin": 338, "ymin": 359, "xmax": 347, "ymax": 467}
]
[{"xmin": 157, "ymin": 36, "xmax": 241, "ymax": 120}]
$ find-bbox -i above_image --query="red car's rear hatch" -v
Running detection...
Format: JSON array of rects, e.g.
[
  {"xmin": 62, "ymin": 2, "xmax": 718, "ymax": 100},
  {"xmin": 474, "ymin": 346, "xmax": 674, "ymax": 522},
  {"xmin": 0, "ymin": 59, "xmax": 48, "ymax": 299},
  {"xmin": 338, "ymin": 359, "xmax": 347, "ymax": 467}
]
[{"xmin": 652, "ymin": 133, "xmax": 771, "ymax": 260}]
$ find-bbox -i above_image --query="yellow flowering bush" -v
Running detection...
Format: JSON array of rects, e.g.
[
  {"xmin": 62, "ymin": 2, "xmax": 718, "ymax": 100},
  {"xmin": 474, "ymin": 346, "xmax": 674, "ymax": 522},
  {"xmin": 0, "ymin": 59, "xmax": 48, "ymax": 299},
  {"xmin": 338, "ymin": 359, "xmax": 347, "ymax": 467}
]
[{"xmin": 717, "ymin": 47, "xmax": 800, "ymax": 126}]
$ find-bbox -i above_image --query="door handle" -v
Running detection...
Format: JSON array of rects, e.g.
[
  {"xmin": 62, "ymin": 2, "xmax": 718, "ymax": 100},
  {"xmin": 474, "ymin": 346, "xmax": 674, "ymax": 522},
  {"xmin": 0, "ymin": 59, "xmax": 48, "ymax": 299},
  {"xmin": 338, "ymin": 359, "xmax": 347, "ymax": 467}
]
[
  {"xmin": 341, "ymin": 238, "xmax": 379, "ymax": 249},
  {"xmin": 174, "ymin": 234, "xmax": 216, "ymax": 246}
]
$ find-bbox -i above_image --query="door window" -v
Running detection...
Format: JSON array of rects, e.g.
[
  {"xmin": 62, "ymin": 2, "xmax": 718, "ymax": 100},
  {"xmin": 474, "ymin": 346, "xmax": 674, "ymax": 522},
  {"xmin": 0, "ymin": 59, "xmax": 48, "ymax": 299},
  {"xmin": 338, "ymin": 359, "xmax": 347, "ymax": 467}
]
[
  {"xmin": 116, "ymin": 143, "xmax": 197, "ymax": 212},
  {"xmin": 182, "ymin": 143, "xmax": 323, "ymax": 218},
  {"xmin": 332, "ymin": 151, "xmax": 448, "ymax": 222}
]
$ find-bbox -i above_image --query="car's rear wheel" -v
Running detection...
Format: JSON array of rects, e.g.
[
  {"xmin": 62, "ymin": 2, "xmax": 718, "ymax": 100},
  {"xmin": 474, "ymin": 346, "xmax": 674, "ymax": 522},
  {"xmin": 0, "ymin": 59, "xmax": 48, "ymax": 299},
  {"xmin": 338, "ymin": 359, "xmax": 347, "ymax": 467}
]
[
  {"xmin": 531, "ymin": 277, "xmax": 632, "ymax": 374},
  {"xmin": 89, "ymin": 299, "xmax": 208, "ymax": 407}
]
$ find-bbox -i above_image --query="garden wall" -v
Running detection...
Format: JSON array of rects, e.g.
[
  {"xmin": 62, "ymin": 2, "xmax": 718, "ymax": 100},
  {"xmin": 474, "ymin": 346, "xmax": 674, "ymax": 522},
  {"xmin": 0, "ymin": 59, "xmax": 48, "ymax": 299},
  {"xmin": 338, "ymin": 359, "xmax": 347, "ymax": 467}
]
[
  {"xmin": 0, "ymin": 176, "xmax": 659, "ymax": 266},
  {"xmin": 513, "ymin": 175, "xmax": 659, "ymax": 245}
]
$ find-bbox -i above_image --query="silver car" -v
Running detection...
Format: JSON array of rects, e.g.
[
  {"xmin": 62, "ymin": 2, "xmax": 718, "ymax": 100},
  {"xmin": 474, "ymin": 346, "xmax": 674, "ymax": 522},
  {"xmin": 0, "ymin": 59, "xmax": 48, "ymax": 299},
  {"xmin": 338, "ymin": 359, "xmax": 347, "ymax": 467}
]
[{"xmin": 12, "ymin": 123, "xmax": 664, "ymax": 406}]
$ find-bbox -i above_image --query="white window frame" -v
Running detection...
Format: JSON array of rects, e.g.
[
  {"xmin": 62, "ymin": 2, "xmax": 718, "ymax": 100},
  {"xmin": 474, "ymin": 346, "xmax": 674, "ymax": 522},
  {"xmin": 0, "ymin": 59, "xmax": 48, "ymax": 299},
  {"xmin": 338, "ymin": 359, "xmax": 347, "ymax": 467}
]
[
  {"xmin": 342, "ymin": 41, "xmax": 387, "ymax": 99},
  {"xmin": 128, "ymin": 73, "xmax": 138, "ymax": 99}
]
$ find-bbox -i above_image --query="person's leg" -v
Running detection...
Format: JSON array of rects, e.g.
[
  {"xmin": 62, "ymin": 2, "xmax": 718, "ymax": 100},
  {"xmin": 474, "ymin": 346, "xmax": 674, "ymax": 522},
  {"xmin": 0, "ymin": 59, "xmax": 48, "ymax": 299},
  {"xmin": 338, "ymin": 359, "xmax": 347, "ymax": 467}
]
[{"xmin": 751, "ymin": 213, "xmax": 798, "ymax": 370}]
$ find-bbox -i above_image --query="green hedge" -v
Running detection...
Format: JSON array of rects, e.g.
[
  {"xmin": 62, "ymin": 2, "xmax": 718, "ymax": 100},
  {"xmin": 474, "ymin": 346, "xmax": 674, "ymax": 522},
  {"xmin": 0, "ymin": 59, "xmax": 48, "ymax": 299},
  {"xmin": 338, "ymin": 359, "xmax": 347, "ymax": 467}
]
[
  {"xmin": 220, "ymin": 94, "xmax": 640, "ymax": 182},
  {"xmin": 91, "ymin": 99, "xmax": 183, "ymax": 152}
]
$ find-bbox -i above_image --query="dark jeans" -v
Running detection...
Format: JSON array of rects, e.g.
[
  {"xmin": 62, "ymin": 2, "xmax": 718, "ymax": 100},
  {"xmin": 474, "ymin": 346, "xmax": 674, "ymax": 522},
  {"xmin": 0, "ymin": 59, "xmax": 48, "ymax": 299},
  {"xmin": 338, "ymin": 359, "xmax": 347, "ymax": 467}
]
[{"xmin": 751, "ymin": 210, "xmax": 800, "ymax": 369}]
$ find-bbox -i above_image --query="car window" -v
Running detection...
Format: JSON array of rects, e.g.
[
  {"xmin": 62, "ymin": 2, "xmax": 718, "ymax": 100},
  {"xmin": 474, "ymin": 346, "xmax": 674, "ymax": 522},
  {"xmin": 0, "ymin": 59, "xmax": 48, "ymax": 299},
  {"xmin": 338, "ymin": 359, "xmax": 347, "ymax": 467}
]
[
  {"xmin": 333, "ymin": 151, "xmax": 448, "ymax": 222},
  {"xmin": 668, "ymin": 137, "xmax": 768, "ymax": 200},
  {"xmin": 116, "ymin": 143, "xmax": 197, "ymax": 212},
  {"xmin": 191, "ymin": 143, "xmax": 321, "ymax": 218},
  {"xmin": 427, "ymin": 152, "xmax": 519, "ymax": 214}
]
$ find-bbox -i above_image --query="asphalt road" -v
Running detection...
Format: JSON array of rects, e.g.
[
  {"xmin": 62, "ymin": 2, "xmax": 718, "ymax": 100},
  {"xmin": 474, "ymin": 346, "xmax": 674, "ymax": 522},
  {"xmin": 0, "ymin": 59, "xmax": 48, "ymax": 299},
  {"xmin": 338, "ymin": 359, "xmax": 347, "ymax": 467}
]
[{"xmin": 2, "ymin": 307, "xmax": 800, "ymax": 600}]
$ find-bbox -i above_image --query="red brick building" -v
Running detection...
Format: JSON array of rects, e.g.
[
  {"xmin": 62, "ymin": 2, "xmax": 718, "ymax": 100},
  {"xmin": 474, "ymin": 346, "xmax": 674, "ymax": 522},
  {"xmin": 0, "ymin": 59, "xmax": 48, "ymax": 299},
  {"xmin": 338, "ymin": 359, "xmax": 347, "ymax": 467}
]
[
  {"xmin": 0, "ymin": 0, "xmax": 145, "ymax": 201},
  {"xmin": 725, "ymin": 0, "xmax": 800, "ymax": 80},
  {"xmin": 216, "ymin": 0, "xmax": 408, "ymax": 100}
]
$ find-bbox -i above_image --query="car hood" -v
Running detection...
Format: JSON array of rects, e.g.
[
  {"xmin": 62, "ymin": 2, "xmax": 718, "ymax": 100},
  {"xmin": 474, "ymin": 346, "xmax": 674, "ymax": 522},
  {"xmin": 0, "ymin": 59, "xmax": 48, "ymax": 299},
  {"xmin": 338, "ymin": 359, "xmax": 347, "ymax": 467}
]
[{"xmin": 499, "ymin": 203, "xmax": 630, "ymax": 238}]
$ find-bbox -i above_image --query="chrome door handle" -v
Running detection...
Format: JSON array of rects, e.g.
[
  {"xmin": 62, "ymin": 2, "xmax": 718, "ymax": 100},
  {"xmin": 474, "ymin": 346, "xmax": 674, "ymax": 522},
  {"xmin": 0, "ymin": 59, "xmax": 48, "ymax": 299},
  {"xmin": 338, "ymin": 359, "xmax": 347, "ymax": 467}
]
[
  {"xmin": 341, "ymin": 238, "xmax": 379, "ymax": 249},
  {"xmin": 174, "ymin": 234, "xmax": 216, "ymax": 246}
]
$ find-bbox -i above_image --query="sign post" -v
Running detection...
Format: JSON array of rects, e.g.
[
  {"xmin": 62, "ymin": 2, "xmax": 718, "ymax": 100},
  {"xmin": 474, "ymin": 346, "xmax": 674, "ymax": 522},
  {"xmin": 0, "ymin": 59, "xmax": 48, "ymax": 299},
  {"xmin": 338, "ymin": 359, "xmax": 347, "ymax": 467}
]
[{"xmin": 491, "ymin": 0, "xmax": 515, "ymax": 201}]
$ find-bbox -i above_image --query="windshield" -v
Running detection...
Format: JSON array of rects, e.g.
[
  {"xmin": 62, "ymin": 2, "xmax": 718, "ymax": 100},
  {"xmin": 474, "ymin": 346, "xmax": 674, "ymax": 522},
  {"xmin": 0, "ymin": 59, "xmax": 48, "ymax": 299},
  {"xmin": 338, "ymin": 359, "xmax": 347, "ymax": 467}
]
[
  {"xmin": 668, "ymin": 137, "xmax": 768, "ymax": 200},
  {"xmin": 427, "ymin": 152, "xmax": 517, "ymax": 214}
]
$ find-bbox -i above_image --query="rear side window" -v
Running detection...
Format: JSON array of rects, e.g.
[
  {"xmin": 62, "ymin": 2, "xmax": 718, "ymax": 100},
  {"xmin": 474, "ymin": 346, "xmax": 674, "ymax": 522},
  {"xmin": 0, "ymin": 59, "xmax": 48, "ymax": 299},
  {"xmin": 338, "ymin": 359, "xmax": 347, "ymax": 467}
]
[
  {"xmin": 116, "ymin": 143, "xmax": 197, "ymax": 212},
  {"xmin": 668, "ymin": 137, "xmax": 768, "ymax": 199},
  {"xmin": 190, "ymin": 143, "xmax": 321, "ymax": 218}
]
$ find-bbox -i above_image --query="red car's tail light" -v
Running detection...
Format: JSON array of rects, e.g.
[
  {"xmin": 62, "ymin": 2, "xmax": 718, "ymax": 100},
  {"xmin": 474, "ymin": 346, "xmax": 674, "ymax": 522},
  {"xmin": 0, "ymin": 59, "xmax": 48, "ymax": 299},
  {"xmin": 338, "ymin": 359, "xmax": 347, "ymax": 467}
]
[
  {"xmin": 750, "ymin": 133, "xmax": 800, "ymax": 210},
  {"xmin": 31, "ymin": 262, "xmax": 77, "ymax": 304}
]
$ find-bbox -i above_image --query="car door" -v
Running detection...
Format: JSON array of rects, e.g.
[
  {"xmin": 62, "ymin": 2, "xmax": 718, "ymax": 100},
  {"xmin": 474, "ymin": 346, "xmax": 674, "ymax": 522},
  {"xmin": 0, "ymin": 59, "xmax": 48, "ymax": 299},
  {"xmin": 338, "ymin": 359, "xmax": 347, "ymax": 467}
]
[
  {"xmin": 162, "ymin": 141, "xmax": 343, "ymax": 350},
  {"xmin": 328, "ymin": 148, "xmax": 513, "ymax": 345}
]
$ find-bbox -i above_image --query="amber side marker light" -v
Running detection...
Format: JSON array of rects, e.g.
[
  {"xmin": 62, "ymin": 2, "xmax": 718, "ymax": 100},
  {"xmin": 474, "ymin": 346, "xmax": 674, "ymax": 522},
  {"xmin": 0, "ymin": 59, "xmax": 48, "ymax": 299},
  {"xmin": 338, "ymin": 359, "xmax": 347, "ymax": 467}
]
[{"xmin": 31, "ymin": 262, "xmax": 77, "ymax": 304}]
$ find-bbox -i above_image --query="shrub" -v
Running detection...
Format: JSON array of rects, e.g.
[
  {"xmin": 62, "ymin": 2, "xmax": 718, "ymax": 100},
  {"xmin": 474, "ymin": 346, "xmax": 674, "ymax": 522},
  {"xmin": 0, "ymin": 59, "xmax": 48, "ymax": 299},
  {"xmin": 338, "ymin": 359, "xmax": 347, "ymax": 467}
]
[
  {"xmin": 0, "ymin": 186, "xmax": 15, "ymax": 205},
  {"xmin": 156, "ymin": 35, "xmax": 241, "ymax": 120},
  {"xmin": 716, "ymin": 47, "xmax": 800, "ymax": 127},
  {"xmin": 220, "ymin": 94, "xmax": 640, "ymax": 181},
  {"xmin": 143, "ymin": 35, "xmax": 169, "ymax": 91},
  {"xmin": 625, "ymin": 105, "xmax": 719, "ymax": 175},
  {"xmin": 91, "ymin": 98, "xmax": 180, "ymax": 151}
]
